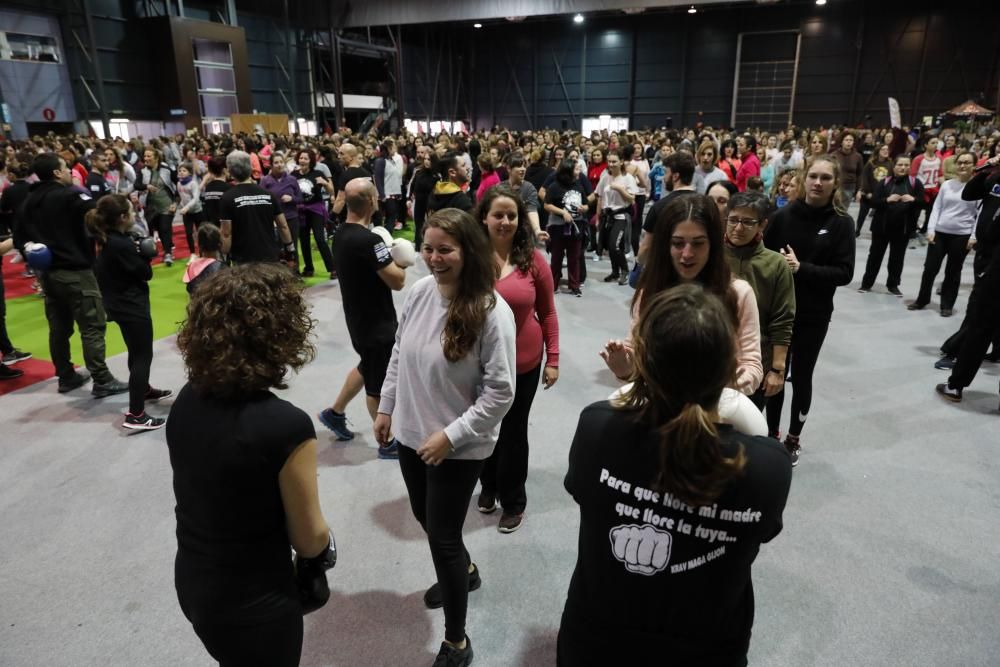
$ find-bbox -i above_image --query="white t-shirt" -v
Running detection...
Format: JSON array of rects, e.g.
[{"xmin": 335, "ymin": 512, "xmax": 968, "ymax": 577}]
[{"xmin": 596, "ymin": 171, "xmax": 638, "ymax": 210}]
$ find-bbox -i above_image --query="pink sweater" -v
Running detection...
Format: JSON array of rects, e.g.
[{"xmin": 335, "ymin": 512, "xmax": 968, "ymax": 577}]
[
  {"xmin": 496, "ymin": 250, "xmax": 560, "ymax": 374},
  {"xmin": 629, "ymin": 279, "xmax": 762, "ymax": 395},
  {"xmin": 477, "ymin": 171, "xmax": 501, "ymax": 202}
]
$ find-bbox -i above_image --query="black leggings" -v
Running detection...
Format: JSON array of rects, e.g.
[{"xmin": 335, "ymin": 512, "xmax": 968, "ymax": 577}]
[
  {"xmin": 193, "ymin": 613, "xmax": 303, "ymax": 667},
  {"xmin": 631, "ymin": 195, "xmax": 646, "ymax": 255},
  {"xmin": 398, "ymin": 446, "xmax": 483, "ymax": 643},
  {"xmin": 480, "ymin": 365, "xmax": 541, "ymax": 515},
  {"xmin": 766, "ymin": 321, "xmax": 829, "ymax": 438},
  {"xmin": 113, "ymin": 314, "xmax": 153, "ymax": 415},
  {"xmin": 182, "ymin": 210, "xmax": 204, "ymax": 256},
  {"xmin": 299, "ymin": 209, "xmax": 335, "ymax": 274},
  {"xmin": 915, "ymin": 232, "xmax": 970, "ymax": 311},
  {"xmin": 856, "ymin": 197, "xmax": 872, "ymax": 235}
]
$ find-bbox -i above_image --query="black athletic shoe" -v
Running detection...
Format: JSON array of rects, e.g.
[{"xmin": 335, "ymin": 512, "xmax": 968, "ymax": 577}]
[
  {"xmin": 432, "ymin": 637, "xmax": 473, "ymax": 667},
  {"xmin": 907, "ymin": 302, "xmax": 926, "ymax": 311},
  {"xmin": 477, "ymin": 492, "xmax": 498, "ymax": 514},
  {"xmin": 145, "ymin": 387, "xmax": 173, "ymax": 402},
  {"xmin": 2, "ymin": 349, "xmax": 32, "ymax": 365},
  {"xmin": 123, "ymin": 412, "xmax": 166, "ymax": 431},
  {"xmin": 424, "ymin": 564, "xmax": 481, "ymax": 609},
  {"xmin": 603, "ymin": 273, "xmax": 620, "ymax": 283},
  {"xmin": 887, "ymin": 286, "xmax": 903, "ymax": 297},
  {"xmin": 934, "ymin": 356, "xmax": 956, "ymax": 371},
  {"xmin": 92, "ymin": 378, "xmax": 129, "ymax": 398},
  {"xmin": 935, "ymin": 383, "xmax": 962, "ymax": 402},
  {"xmin": 618, "ymin": 274, "xmax": 628, "ymax": 286},
  {"xmin": 58, "ymin": 371, "xmax": 91, "ymax": 393},
  {"xmin": 985, "ymin": 351, "xmax": 1000, "ymax": 363},
  {"xmin": 301, "ymin": 269, "xmax": 315, "ymax": 278},
  {"xmin": 571, "ymin": 288, "xmax": 583, "ymax": 297},
  {"xmin": 784, "ymin": 434, "xmax": 801, "ymax": 467},
  {"xmin": 0, "ymin": 364, "xmax": 24, "ymax": 380}
]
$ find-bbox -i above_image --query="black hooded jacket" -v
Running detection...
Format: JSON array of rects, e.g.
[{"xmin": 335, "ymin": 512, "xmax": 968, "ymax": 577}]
[{"xmin": 19, "ymin": 180, "xmax": 98, "ymax": 271}]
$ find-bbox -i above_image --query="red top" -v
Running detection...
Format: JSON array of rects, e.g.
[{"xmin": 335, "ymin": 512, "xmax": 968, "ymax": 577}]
[
  {"xmin": 588, "ymin": 162, "xmax": 607, "ymax": 190},
  {"xmin": 496, "ymin": 250, "xmax": 559, "ymax": 374}
]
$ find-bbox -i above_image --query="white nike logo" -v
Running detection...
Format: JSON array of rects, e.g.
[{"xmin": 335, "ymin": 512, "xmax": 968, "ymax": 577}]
[{"xmin": 798, "ymin": 411, "xmax": 808, "ymax": 423}]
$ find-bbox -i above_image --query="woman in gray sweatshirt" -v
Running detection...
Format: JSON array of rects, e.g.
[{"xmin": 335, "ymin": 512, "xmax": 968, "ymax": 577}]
[{"xmin": 375, "ymin": 208, "xmax": 516, "ymax": 667}]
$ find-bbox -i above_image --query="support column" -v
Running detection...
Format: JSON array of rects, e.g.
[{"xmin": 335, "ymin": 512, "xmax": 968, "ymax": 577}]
[
  {"xmin": 80, "ymin": 0, "xmax": 110, "ymax": 140},
  {"xmin": 284, "ymin": 0, "xmax": 298, "ymax": 132}
]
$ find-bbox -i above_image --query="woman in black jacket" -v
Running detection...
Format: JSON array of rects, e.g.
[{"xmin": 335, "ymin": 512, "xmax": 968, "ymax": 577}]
[
  {"xmin": 859, "ymin": 155, "xmax": 925, "ymax": 296},
  {"xmin": 855, "ymin": 143, "xmax": 893, "ymax": 237},
  {"xmin": 89, "ymin": 194, "xmax": 170, "ymax": 430},
  {"xmin": 763, "ymin": 155, "xmax": 855, "ymax": 464}
]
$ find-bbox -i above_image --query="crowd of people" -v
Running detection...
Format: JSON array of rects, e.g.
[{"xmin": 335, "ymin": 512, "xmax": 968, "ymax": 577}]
[{"xmin": 1, "ymin": 116, "xmax": 999, "ymax": 665}]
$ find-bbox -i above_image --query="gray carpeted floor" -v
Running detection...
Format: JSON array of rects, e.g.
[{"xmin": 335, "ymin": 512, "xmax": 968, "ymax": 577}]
[{"xmin": 2, "ymin": 219, "xmax": 998, "ymax": 667}]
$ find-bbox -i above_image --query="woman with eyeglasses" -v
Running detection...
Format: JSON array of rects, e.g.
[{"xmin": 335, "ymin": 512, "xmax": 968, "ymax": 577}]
[{"xmin": 907, "ymin": 151, "xmax": 980, "ymax": 317}]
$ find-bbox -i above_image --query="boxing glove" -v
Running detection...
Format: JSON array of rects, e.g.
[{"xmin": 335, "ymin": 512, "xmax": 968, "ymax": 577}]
[
  {"xmin": 389, "ymin": 238, "xmax": 416, "ymax": 267},
  {"xmin": 137, "ymin": 237, "xmax": 158, "ymax": 259},
  {"xmin": 295, "ymin": 532, "xmax": 337, "ymax": 615},
  {"xmin": 370, "ymin": 225, "xmax": 394, "ymax": 247},
  {"xmin": 24, "ymin": 242, "xmax": 53, "ymax": 271}
]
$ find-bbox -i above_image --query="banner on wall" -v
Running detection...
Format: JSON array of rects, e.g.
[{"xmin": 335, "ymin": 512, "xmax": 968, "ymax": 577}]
[{"xmin": 888, "ymin": 97, "xmax": 901, "ymax": 129}]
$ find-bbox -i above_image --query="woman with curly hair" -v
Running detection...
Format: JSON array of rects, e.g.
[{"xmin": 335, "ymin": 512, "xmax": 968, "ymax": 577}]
[
  {"xmin": 474, "ymin": 185, "xmax": 559, "ymax": 533},
  {"xmin": 559, "ymin": 284, "xmax": 791, "ymax": 666},
  {"xmin": 167, "ymin": 263, "xmax": 335, "ymax": 666},
  {"xmin": 375, "ymin": 208, "xmax": 516, "ymax": 667}
]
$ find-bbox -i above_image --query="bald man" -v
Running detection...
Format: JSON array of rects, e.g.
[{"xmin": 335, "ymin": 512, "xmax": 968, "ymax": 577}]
[
  {"xmin": 331, "ymin": 143, "xmax": 372, "ymax": 218},
  {"xmin": 319, "ymin": 177, "xmax": 408, "ymax": 459}
]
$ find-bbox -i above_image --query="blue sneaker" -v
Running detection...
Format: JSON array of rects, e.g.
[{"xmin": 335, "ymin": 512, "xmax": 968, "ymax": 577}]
[
  {"xmin": 378, "ymin": 439, "xmax": 400, "ymax": 460},
  {"xmin": 318, "ymin": 408, "xmax": 354, "ymax": 441}
]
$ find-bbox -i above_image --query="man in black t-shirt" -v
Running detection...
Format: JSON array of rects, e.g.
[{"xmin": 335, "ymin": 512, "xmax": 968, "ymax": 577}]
[
  {"xmin": 331, "ymin": 144, "xmax": 373, "ymax": 221},
  {"xmin": 319, "ymin": 178, "xmax": 411, "ymax": 459},
  {"xmin": 85, "ymin": 152, "xmax": 111, "ymax": 198},
  {"xmin": 219, "ymin": 151, "xmax": 293, "ymax": 264},
  {"xmin": 201, "ymin": 156, "xmax": 231, "ymax": 226},
  {"xmin": 638, "ymin": 152, "xmax": 699, "ymax": 264}
]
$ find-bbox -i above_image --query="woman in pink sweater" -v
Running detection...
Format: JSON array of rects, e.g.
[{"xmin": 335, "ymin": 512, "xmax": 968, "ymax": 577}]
[
  {"xmin": 475, "ymin": 184, "xmax": 560, "ymax": 533},
  {"xmin": 476, "ymin": 154, "xmax": 501, "ymax": 203},
  {"xmin": 601, "ymin": 194, "xmax": 763, "ymax": 396}
]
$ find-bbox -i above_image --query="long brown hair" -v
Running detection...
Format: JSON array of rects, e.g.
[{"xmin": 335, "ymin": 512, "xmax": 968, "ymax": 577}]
[
  {"xmin": 798, "ymin": 154, "xmax": 847, "ymax": 216},
  {"xmin": 84, "ymin": 194, "xmax": 131, "ymax": 243},
  {"xmin": 620, "ymin": 284, "xmax": 746, "ymax": 505},
  {"xmin": 474, "ymin": 184, "xmax": 536, "ymax": 275},
  {"xmin": 424, "ymin": 208, "xmax": 498, "ymax": 362},
  {"xmin": 633, "ymin": 194, "xmax": 738, "ymax": 324}
]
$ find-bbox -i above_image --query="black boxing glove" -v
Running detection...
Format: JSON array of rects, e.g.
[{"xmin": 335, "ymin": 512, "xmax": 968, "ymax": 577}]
[{"xmin": 295, "ymin": 532, "xmax": 337, "ymax": 615}]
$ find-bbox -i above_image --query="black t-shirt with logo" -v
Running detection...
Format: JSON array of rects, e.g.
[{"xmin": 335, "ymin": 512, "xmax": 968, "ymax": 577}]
[
  {"xmin": 201, "ymin": 180, "xmax": 233, "ymax": 226},
  {"xmin": 219, "ymin": 183, "xmax": 283, "ymax": 263},
  {"xmin": 167, "ymin": 385, "xmax": 316, "ymax": 624},
  {"xmin": 296, "ymin": 169, "xmax": 326, "ymax": 205},
  {"xmin": 86, "ymin": 172, "xmax": 111, "ymax": 198},
  {"xmin": 332, "ymin": 222, "xmax": 396, "ymax": 348},
  {"xmin": 560, "ymin": 400, "xmax": 792, "ymax": 665}
]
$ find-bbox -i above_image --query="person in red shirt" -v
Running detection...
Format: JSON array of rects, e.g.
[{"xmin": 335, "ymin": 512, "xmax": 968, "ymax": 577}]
[
  {"xmin": 587, "ymin": 148, "xmax": 608, "ymax": 191},
  {"xmin": 734, "ymin": 134, "xmax": 760, "ymax": 192},
  {"xmin": 910, "ymin": 135, "xmax": 942, "ymax": 236},
  {"xmin": 475, "ymin": 184, "xmax": 560, "ymax": 533}
]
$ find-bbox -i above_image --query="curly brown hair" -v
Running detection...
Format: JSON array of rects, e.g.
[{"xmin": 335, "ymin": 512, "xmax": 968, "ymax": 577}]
[
  {"xmin": 474, "ymin": 184, "xmax": 537, "ymax": 275},
  {"xmin": 176, "ymin": 263, "xmax": 315, "ymax": 398},
  {"xmin": 423, "ymin": 208, "xmax": 498, "ymax": 362}
]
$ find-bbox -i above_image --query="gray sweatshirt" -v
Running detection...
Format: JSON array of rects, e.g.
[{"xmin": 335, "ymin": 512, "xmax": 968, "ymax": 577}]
[{"xmin": 378, "ymin": 275, "xmax": 517, "ymax": 460}]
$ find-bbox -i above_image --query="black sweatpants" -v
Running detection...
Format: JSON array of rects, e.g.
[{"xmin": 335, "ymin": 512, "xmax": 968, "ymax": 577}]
[
  {"xmin": 766, "ymin": 321, "xmax": 829, "ymax": 438},
  {"xmin": 602, "ymin": 212, "xmax": 631, "ymax": 278},
  {"xmin": 948, "ymin": 250, "xmax": 1000, "ymax": 389},
  {"xmin": 861, "ymin": 229, "xmax": 908, "ymax": 290},
  {"xmin": 192, "ymin": 613, "xmax": 303, "ymax": 667},
  {"xmin": 941, "ymin": 250, "xmax": 1000, "ymax": 357},
  {"xmin": 398, "ymin": 446, "xmax": 484, "ymax": 643},
  {"xmin": 113, "ymin": 314, "xmax": 153, "ymax": 415},
  {"xmin": 480, "ymin": 364, "xmax": 541, "ymax": 515},
  {"xmin": 299, "ymin": 209, "xmax": 335, "ymax": 274},
  {"xmin": 150, "ymin": 212, "xmax": 174, "ymax": 256},
  {"xmin": 382, "ymin": 196, "xmax": 405, "ymax": 229},
  {"xmin": 413, "ymin": 199, "xmax": 428, "ymax": 250},
  {"xmin": 856, "ymin": 197, "xmax": 872, "ymax": 236},
  {"xmin": 915, "ymin": 232, "xmax": 970, "ymax": 311}
]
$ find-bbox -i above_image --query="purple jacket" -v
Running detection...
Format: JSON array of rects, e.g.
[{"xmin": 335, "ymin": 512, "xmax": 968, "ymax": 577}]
[{"xmin": 260, "ymin": 173, "xmax": 303, "ymax": 220}]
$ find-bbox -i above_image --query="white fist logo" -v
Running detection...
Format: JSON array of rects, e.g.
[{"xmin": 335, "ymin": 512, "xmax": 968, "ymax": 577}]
[{"xmin": 609, "ymin": 524, "xmax": 672, "ymax": 576}]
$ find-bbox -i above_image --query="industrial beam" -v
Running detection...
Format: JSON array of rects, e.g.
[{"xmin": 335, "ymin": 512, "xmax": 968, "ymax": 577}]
[{"xmin": 80, "ymin": 0, "xmax": 110, "ymax": 139}]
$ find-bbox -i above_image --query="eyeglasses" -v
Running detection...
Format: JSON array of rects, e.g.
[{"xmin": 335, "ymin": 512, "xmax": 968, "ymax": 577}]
[
  {"xmin": 955, "ymin": 160, "xmax": 975, "ymax": 166},
  {"xmin": 726, "ymin": 217, "xmax": 759, "ymax": 228}
]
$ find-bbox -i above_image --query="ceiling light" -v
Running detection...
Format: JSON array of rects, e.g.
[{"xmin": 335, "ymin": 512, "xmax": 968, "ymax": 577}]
[
  {"xmin": 688, "ymin": 5, "xmax": 697, "ymax": 13},
  {"xmin": 573, "ymin": 13, "xmax": 584, "ymax": 23},
  {"xmin": 473, "ymin": 23, "xmax": 482, "ymax": 28},
  {"xmin": 815, "ymin": 0, "xmax": 826, "ymax": 4}
]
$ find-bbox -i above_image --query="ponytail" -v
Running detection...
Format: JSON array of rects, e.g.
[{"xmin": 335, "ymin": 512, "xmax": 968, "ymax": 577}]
[
  {"xmin": 619, "ymin": 284, "xmax": 747, "ymax": 507},
  {"xmin": 655, "ymin": 403, "xmax": 745, "ymax": 506},
  {"xmin": 85, "ymin": 194, "xmax": 131, "ymax": 244}
]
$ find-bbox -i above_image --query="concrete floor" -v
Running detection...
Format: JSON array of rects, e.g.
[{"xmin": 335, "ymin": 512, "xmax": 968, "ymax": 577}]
[{"xmin": 1, "ymin": 219, "xmax": 998, "ymax": 666}]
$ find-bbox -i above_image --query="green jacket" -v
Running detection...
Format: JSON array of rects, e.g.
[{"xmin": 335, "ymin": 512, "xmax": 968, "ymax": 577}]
[{"xmin": 725, "ymin": 240, "xmax": 796, "ymax": 371}]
